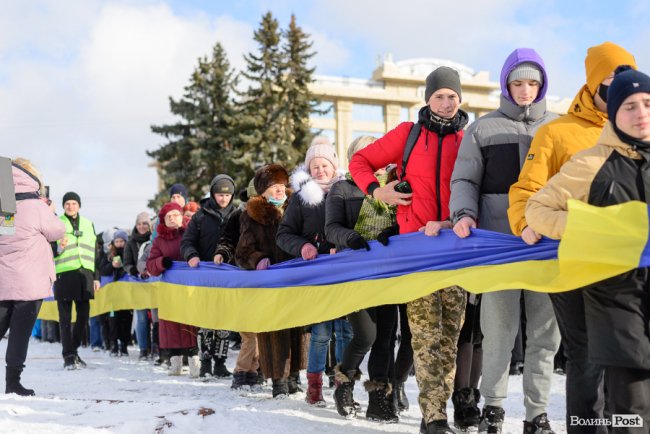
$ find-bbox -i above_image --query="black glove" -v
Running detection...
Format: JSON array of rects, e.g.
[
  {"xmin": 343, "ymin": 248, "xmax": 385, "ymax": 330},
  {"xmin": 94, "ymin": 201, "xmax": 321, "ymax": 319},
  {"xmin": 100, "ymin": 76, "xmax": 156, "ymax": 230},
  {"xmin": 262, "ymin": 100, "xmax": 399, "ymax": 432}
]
[
  {"xmin": 347, "ymin": 232, "xmax": 370, "ymax": 251},
  {"xmin": 162, "ymin": 257, "xmax": 173, "ymax": 269},
  {"xmin": 376, "ymin": 224, "xmax": 399, "ymax": 246}
]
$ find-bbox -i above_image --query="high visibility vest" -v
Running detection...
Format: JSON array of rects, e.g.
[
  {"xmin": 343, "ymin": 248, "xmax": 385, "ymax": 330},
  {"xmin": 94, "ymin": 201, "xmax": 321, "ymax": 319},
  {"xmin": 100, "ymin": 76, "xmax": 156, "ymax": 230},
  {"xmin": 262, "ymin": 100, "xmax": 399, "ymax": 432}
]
[{"xmin": 54, "ymin": 215, "xmax": 96, "ymax": 273}]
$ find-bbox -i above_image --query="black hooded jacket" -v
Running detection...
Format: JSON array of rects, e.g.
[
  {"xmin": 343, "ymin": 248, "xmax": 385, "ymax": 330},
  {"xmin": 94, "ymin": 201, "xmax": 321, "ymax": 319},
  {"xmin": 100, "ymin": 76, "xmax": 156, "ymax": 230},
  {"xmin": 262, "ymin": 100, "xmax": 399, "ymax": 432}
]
[{"xmin": 181, "ymin": 196, "xmax": 235, "ymax": 261}]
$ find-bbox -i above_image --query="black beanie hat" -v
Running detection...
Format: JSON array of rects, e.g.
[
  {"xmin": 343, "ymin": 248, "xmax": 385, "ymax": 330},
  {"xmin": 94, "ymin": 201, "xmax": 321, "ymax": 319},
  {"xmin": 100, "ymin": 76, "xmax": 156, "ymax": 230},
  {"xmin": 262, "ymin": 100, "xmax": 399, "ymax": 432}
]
[
  {"xmin": 62, "ymin": 191, "xmax": 81, "ymax": 207},
  {"xmin": 424, "ymin": 66, "xmax": 462, "ymax": 103},
  {"xmin": 607, "ymin": 66, "xmax": 650, "ymax": 122},
  {"xmin": 210, "ymin": 175, "xmax": 236, "ymax": 196}
]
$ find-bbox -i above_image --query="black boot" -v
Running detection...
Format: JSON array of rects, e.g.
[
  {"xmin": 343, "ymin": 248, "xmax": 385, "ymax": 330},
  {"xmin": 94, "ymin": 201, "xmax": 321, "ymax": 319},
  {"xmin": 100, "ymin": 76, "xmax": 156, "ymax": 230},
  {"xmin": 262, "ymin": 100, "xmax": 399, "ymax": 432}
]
[
  {"xmin": 395, "ymin": 381, "xmax": 409, "ymax": 412},
  {"xmin": 288, "ymin": 372, "xmax": 303, "ymax": 394},
  {"xmin": 231, "ymin": 371, "xmax": 248, "ymax": 390},
  {"xmin": 452, "ymin": 387, "xmax": 480, "ymax": 430},
  {"xmin": 478, "ymin": 405, "xmax": 505, "ymax": 434},
  {"xmin": 420, "ymin": 419, "xmax": 455, "ymax": 434},
  {"xmin": 364, "ymin": 379, "xmax": 398, "ymax": 423},
  {"xmin": 199, "ymin": 358, "xmax": 212, "ymax": 378},
  {"xmin": 5, "ymin": 366, "xmax": 35, "ymax": 396},
  {"xmin": 212, "ymin": 357, "xmax": 232, "ymax": 378},
  {"xmin": 333, "ymin": 365, "xmax": 357, "ymax": 419},
  {"xmin": 523, "ymin": 413, "xmax": 555, "ymax": 434},
  {"xmin": 272, "ymin": 378, "xmax": 289, "ymax": 399}
]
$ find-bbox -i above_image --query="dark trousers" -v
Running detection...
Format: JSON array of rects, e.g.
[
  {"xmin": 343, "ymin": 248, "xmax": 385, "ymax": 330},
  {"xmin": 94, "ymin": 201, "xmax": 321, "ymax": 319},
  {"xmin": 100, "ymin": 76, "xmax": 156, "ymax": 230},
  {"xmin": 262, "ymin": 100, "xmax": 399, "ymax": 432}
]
[
  {"xmin": 393, "ymin": 303, "xmax": 413, "ymax": 383},
  {"xmin": 550, "ymin": 289, "xmax": 606, "ymax": 434},
  {"xmin": 57, "ymin": 300, "xmax": 90, "ymax": 357},
  {"xmin": 108, "ymin": 310, "xmax": 133, "ymax": 350},
  {"xmin": 605, "ymin": 366, "xmax": 650, "ymax": 434},
  {"xmin": 0, "ymin": 300, "xmax": 42, "ymax": 367}
]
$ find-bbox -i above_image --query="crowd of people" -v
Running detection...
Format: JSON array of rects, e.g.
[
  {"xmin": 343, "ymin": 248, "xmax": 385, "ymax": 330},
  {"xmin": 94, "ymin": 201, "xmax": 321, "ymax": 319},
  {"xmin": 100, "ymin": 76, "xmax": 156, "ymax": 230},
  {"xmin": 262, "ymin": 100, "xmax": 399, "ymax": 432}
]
[{"xmin": 1, "ymin": 40, "xmax": 649, "ymax": 434}]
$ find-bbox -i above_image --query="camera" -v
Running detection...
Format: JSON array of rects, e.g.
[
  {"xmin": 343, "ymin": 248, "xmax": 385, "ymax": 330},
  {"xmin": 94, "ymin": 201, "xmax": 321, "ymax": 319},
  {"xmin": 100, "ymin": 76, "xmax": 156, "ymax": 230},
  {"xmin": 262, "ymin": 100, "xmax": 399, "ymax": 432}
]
[{"xmin": 394, "ymin": 181, "xmax": 412, "ymax": 194}]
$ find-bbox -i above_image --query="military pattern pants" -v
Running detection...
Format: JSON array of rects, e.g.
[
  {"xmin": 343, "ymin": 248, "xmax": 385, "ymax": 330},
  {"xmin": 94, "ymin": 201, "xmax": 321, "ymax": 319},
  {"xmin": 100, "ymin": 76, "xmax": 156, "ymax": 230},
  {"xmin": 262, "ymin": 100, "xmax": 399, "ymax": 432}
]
[{"xmin": 407, "ymin": 286, "xmax": 466, "ymax": 423}]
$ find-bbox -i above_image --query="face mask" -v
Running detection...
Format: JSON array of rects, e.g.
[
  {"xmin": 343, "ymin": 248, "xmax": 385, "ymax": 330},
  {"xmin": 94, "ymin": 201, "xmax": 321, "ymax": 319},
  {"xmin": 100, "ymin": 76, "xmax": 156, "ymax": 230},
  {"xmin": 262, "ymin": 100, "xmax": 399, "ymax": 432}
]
[
  {"xmin": 268, "ymin": 196, "xmax": 287, "ymax": 207},
  {"xmin": 598, "ymin": 83, "xmax": 609, "ymax": 103}
]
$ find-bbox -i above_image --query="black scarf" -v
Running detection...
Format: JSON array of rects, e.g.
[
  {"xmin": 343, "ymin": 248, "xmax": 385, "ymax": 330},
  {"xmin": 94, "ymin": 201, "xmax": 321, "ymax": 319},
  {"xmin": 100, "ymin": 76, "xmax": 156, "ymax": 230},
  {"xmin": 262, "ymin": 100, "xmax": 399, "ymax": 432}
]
[
  {"xmin": 613, "ymin": 123, "xmax": 650, "ymax": 161},
  {"xmin": 418, "ymin": 106, "xmax": 469, "ymax": 136}
]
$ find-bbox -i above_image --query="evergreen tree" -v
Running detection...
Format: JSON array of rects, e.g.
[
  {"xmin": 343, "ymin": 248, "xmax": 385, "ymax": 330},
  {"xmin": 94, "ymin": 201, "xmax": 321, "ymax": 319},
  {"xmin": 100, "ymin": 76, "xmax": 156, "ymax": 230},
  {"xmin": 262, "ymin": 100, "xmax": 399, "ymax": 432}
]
[
  {"xmin": 233, "ymin": 12, "xmax": 296, "ymax": 172},
  {"xmin": 147, "ymin": 43, "xmax": 239, "ymax": 208},
  {"xmin": 282, "ymin": 14, "xmax": 319, "ymax": 158}
]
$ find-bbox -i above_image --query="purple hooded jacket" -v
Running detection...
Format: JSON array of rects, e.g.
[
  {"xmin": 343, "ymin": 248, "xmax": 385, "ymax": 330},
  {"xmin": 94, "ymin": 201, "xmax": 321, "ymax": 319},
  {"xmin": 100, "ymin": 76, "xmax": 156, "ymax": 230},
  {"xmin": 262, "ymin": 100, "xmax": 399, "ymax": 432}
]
[
  {"xmin": 0, "ymin": 166, "xmax": 65, "ymax": 301},
  {"xmin": 500, "ymin": 48, "xmax": 548, "ymax": 104}
]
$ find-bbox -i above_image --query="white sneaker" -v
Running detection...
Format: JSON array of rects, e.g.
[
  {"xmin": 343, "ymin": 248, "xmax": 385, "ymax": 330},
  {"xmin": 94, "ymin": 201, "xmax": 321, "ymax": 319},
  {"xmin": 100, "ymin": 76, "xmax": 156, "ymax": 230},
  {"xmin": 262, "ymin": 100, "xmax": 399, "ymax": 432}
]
[
  {"xmin": 168, "ymin": 356, "xmax": 182, "ymax": 376},
  {"xmin": 188, "ymin": 355, "xmax": 201, "ymax": 378}
]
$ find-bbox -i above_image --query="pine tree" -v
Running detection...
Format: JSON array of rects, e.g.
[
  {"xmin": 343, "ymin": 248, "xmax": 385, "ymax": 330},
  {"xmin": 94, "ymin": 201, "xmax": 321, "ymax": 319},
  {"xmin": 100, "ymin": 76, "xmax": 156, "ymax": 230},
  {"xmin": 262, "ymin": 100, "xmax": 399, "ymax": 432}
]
[
  {"xmin": 147, "ymin": 43, "xmax": 239, "ymax": 208},
  {"xmin": 233, "ymin": 12, "xmax": 296, "ymax": 173},
  {"xmin": 283, "ymin": 14, "xmax": 319, "ymax": 159}
]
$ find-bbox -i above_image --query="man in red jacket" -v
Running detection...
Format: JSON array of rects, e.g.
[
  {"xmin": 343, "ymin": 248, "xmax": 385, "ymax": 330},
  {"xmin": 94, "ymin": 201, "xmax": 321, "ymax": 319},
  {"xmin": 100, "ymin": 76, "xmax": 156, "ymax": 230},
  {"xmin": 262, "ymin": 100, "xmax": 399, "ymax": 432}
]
[{"xmin": 349, "ymin": 66, "xmax": 469, "ymax": 434}]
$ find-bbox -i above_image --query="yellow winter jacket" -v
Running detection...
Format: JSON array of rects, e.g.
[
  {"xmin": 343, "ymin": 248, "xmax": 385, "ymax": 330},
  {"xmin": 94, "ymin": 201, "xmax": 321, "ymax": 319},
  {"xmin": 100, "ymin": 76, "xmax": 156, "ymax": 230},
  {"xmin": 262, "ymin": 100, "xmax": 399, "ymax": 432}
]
[
  {"xmin": 507, "ymin": 85, "xmax": 608, "ymax": 235},
  {"xmin": 524, "ymin": 122, "xmax": 642, "ymax": 239}
]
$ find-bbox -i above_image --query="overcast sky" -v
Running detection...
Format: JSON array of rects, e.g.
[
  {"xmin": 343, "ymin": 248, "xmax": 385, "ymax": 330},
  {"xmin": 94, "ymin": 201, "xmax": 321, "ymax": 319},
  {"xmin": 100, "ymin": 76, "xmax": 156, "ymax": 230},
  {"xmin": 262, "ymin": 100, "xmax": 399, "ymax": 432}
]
[{"xmin": 2, "ymin": 0, "xmax": 649, "ymax": 231}]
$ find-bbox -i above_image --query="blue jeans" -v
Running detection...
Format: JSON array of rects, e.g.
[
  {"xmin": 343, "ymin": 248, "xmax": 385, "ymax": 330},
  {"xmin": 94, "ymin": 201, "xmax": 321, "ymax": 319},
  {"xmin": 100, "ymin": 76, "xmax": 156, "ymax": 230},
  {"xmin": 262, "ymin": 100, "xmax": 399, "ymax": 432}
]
[
  {"xmin": 89, "ymin": 316, "xmax": 103, "ymax": 348},
  {"xmin": 307, "ymin": 319, "xmax": 353, "ymax": 373},
  {"xmin": 135, "ymin": 309, "xmax": 150, "ymax": 351}
]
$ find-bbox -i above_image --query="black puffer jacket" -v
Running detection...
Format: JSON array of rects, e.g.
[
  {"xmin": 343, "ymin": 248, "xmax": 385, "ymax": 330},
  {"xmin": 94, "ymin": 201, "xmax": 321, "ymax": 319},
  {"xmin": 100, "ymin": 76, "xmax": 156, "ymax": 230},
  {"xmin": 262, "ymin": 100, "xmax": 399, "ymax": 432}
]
[
  {"xmin": 277, "ymin": 166, "xmax": 342, "ymax": 257},
  {"xmin": 123, "ymin": 229, "xmax": 150, "ymax": 276},
  {"xmin": 324, "ymin": 177, "xmax": 365, "ymax": 251},
  {"xmin": 99, "ymin": 246, "xmax": 127, "ymax": 282},
  {"xmin": 214, "ymin": 206, "xmax": 244, "ymax": 265},
  {"xmin": 181, "ymin": 197, "xmax": 235, "ymax": 261}
]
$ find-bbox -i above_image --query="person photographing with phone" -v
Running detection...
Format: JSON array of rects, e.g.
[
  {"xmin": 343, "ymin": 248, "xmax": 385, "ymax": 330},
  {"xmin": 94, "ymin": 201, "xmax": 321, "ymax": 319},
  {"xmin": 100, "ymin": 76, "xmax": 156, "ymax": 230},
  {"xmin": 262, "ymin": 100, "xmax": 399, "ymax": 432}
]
[
  {"xmin": 53, "ymin": 191, "xmax": 100, "ymax": 370},
  {"xmin": 349, "ymin": 66, "xmax": 469, "ymax": 434}
]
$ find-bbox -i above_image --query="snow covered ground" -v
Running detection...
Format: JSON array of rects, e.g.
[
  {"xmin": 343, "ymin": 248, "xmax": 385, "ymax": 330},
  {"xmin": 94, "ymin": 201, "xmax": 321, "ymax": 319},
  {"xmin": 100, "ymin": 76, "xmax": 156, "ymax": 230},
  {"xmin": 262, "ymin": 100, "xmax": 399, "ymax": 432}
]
[{"xmin": 0, "ymin": 338, "xmax": 567, "ymax": 434}]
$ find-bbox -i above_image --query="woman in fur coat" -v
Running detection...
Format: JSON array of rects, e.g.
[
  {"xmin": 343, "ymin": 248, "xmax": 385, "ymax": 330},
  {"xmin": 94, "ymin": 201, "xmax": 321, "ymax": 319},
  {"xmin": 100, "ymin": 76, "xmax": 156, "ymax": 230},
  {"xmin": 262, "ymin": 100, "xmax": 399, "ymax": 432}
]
[{"xmin": 235, "ymin": 164, "xmax": 307, "ymax": 398}]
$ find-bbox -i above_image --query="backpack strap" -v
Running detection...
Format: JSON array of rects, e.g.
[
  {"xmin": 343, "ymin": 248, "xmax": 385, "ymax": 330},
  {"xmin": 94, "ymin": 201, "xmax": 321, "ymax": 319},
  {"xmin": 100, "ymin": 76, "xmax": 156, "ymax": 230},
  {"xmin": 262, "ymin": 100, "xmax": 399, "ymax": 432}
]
[{"xmin": 400, "ymin": 122, "xmax": 422, "ymax": 180}]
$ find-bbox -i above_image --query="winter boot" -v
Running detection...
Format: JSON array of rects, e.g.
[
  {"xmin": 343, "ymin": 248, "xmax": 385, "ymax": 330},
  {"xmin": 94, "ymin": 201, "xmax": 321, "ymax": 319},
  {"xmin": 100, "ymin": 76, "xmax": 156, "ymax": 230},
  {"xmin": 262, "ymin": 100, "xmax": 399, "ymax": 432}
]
[
  {"xmin": 478, "ymin": 405, "xmax": 505, "ymax": 434},
  {"xmin": 199, "ymin": 358, "xmax": 212, "ymax": 378},
  {"xmin": 188, "ymin": 355, "xmax": 201, "ymax": 378},
  {"xmin": 364, "ymin": 379, "xmax": 398, "ymax": 423},
  {"xmin": 288, "ymin": 372, "xmax": 303, "ymax": 394},
  {"xmin": 452, "ymin": 387, "xmax": 480, "ymax": 430},
  {"xmin": 395, "ymin": 381, "xmax": 409, "ymax": 412},
  {"xmin": 74, "ymin": 354, "xmax": 87, "ymax": 369},
  {"xmin": 523, "ymin": 413, "xmax": 555, "ymax": 434},
  {"xmin": 420, "ymin": 419, "xmax": 455, "ymax": 434},
  {"xmin": 212, "ymin": 357, "xmax": 232, "ymax": 378},
  {"xmin": 272, "ymin": 378, "xmax": 289, "ymax": 399},
  {"xmin": 5, "ymin": 366, "xmax": 35, "ymax": 396},
  {"xmin": 333, "ymin": 365, "xmax": 358, "ymax": 419},
  {"xmin": 63, "ymin": 355, "xmax": 77, "ymax": 370},
  {"xmin": 109, "ymin": 344, "xmax": 119, "ymax": 357},
  {"xmin": 119, "ymin": 342, "xmax": 128, "ymax": 357},
  {"xmin": 231, "ymin": 371, "xmax": 248, "ymax": 390},
  {"xmin": 305, "ymin": 372, "xmax": 326, "ymax": 406},
  {"xmin": 473, "ymin": 388, "xmax": 481, "ymax": 406},
  {"xmin": 138, "ymin": 349, "xmax": 150, "ymax": 361},
  {"xmin": 168, "ymin": 355, "xmax": 182, "ymax": 376}
]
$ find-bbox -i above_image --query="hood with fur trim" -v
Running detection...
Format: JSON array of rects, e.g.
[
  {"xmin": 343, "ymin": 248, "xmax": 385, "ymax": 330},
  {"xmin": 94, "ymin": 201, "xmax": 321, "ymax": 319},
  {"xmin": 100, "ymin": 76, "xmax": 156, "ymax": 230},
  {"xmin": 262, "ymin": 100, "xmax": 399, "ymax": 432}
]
[{"xmin": 290, "ymin": 165, "xmax": 346, "ymax": 206}]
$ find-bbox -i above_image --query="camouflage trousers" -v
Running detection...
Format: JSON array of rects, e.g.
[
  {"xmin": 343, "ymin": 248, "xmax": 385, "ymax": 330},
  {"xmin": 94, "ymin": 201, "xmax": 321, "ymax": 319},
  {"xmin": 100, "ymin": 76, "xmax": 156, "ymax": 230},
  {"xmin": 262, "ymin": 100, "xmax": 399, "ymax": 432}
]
[{"xmin": 407, "ymin": 285, "xmax": 466, "ymax": 423}]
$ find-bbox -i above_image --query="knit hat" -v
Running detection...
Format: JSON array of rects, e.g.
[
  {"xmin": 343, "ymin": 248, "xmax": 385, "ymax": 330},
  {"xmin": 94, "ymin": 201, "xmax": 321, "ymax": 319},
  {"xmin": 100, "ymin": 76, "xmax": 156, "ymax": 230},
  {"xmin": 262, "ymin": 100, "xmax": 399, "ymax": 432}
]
[
  {"xmin": 607, "ymin": 66, "xmax": 650, "ymax": 123},
  {"xmin": 135, "ymin": 211, "xmax": 151, "ymax": 227},
  {"xmin": 346, "ymin": 135, "xmax": 377, "ymax": 162},
  {"xmin": 62, "ymin": 191, "xmax": 81, "ymax": 207},
  {"xmin": 209, "ymin": 175, "xmax": 235, "ymax": 196},
  {"xmin": 585, "ymin": 42, "xmax": 637, "ymax": 95},
  {"xmin": 305, "ymin": 141, "xmax": 339, "ymax": 171},
  {"xmin": 113, "ymin": 230, "xmax": 128, "ymax": 243},
  {"xmin": 169, "ymin": 183, "xmax": 189, "ymax": 202},
  {"xmin": 507, "ymin": 62, "xmax": 543, "ymax": 85},
  {"xmin": 158, "ymin": 202, "xmax": 183, "ymax": 220},
  {"xmin": 253, "ymin": 164, "xmax": 289, "ymax": 195},
  {"xmin": 424, "ymin": 66, "xmax": 462, "ymax": 103}
]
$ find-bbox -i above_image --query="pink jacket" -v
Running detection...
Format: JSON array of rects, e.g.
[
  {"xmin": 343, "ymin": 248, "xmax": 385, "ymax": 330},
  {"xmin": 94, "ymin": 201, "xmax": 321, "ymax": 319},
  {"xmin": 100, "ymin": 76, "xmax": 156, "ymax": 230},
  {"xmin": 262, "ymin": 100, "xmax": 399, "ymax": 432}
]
[{"xmin": 0, "ymin": 166, "xmax": 65, "ymax": 301}]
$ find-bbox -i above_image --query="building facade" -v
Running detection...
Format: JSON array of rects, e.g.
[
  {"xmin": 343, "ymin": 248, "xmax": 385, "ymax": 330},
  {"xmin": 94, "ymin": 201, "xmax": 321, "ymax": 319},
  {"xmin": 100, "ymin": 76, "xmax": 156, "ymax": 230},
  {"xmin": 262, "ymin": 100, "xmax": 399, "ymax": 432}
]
[{"xmin": 308, "ymin": 56, "xmax": 571, "ymax": 167}]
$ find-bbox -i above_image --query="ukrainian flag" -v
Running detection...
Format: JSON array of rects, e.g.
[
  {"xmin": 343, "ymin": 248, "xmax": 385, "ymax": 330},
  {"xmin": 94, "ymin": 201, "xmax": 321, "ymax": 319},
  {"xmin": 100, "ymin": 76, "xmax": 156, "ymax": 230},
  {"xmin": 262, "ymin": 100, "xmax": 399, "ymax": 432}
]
[{"xmin": 38, "ymin": 200, "xmax": 650, "ymax": 332}]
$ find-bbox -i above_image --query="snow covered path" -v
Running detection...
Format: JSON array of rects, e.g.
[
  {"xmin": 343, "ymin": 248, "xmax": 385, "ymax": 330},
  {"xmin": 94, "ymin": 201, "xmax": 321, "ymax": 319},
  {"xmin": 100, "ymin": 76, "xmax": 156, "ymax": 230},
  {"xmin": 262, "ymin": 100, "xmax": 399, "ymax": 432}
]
[{"xmin": 0, "ymin": 338, "xmax": 567, "ymax": 433}]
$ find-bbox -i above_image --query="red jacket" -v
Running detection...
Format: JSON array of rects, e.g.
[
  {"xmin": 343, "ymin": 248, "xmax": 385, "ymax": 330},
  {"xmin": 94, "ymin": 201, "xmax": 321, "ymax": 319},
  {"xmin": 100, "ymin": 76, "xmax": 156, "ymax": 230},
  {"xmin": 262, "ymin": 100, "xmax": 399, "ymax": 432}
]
[
  {"xmin": 349, "ymin": 118, "xmax": 465, "ymax": 234},
  {"xmin": 146, "ymin": 221, "xmax": 197, "ymax": 349}
]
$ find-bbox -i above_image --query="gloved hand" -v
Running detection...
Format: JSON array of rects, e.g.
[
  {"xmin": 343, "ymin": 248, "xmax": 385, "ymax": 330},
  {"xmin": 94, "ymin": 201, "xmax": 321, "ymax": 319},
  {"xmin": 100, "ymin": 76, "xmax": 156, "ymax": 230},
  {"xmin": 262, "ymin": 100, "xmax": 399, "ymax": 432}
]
[
  {"xmin": 162, "ymin": 257, "xmax": 173, "ymax": 269},
  {"xmin": 376, "ymin": 224, "xmax": 399, "ymax": 246},
  {"xmin": 347, "ymin": 232, "xmax": 370, "ymax": 251},
  {"xmin": 256, "ymin": 257, "xmax": 270, "ymax": 270},
  {"xmin": 300, "ymin": 243, "xmax": 318, "ymax": 260}
]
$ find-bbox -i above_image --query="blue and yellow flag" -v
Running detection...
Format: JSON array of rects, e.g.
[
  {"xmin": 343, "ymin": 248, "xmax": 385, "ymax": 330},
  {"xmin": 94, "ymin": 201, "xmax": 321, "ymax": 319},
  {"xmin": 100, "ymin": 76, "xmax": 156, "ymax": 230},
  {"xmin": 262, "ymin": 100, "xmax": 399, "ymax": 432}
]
[{"xmin": 39, "ymin": 200, "xmax": 650, "ymax": 332}]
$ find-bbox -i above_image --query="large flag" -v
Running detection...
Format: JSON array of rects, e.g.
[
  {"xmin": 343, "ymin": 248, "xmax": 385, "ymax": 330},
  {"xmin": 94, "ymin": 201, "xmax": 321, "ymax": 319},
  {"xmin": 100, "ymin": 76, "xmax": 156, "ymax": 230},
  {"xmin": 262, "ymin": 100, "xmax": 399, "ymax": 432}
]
[{"xmin": 38, "ymin": 200, "xmax": 650, "ymax": 332}]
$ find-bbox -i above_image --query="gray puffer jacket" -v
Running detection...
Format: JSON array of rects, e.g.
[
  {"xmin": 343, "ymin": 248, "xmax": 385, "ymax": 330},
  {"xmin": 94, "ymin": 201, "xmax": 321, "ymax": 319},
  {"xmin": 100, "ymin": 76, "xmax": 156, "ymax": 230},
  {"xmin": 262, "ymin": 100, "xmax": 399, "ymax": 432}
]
[{"xmin": 449, "ymin": 95, "xmax": 558, "ymax": 234}]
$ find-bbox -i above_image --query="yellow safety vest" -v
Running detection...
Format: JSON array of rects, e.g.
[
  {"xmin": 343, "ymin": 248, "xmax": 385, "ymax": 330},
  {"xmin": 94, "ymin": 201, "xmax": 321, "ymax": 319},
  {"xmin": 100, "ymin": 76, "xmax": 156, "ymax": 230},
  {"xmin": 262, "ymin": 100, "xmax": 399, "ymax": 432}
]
[{"xmin": 54, "ymin": 215, "xmax": 96, "ymax": 273}]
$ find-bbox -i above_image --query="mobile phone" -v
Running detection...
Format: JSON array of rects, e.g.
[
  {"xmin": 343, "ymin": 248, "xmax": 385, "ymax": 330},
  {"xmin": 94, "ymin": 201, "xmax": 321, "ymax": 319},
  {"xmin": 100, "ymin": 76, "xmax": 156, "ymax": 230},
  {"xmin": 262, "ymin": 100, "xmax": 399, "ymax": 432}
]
[{"xmin": 394, "ymin": 181, "xmax": 412, "ymax": 194}]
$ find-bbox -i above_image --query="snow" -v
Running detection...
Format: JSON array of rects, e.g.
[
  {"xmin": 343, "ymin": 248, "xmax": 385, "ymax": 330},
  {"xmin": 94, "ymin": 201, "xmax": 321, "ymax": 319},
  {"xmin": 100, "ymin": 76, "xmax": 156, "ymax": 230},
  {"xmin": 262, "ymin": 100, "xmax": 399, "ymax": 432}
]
[{"xmin": 0, "ymin": 338, "xmax": 567, "ymax": 434}]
